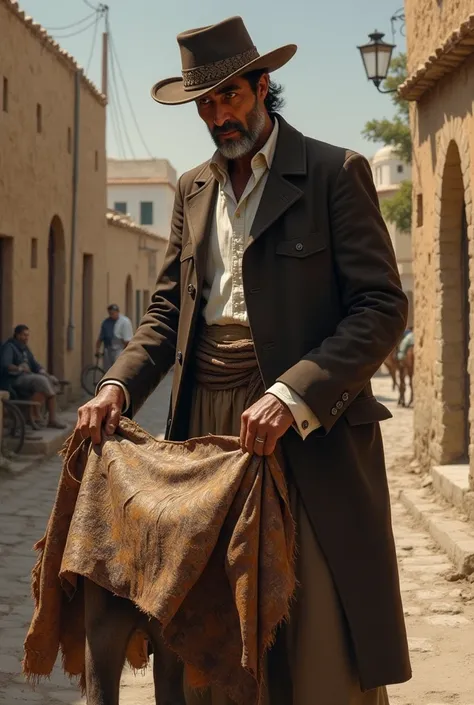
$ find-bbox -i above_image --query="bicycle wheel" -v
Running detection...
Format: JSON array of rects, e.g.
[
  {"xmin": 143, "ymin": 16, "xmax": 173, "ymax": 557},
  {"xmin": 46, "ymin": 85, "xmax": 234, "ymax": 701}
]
[
  {"xmin": 2, "ymin": 400, "xmax": 26, "ymax": 456},
  {"xmin": 81, "ymin": 364, "xmax": 105, "ymax": 397}
]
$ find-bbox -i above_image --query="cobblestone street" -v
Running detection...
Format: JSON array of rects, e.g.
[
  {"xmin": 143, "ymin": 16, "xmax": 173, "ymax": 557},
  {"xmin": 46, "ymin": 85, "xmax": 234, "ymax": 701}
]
[{"xmin": 1, "ymin": 372, "xmax": 474, "ymax": 704}]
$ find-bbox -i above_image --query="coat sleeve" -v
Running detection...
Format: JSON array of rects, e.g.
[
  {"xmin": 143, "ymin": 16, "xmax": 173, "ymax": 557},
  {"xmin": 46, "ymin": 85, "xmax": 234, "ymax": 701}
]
[
  {"xmin": 276, "ymin": 152, "xmax": 408, "ymax": 433},
  {"xmin": 98, "ymin": 177, "xmax": 185, "ymax": 415}
]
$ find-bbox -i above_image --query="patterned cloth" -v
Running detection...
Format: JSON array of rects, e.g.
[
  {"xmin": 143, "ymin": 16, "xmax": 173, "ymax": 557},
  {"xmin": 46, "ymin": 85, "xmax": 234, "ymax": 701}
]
[{"xmin": 23, "ymin": 420, "xmax": 295, "ymax": 705}]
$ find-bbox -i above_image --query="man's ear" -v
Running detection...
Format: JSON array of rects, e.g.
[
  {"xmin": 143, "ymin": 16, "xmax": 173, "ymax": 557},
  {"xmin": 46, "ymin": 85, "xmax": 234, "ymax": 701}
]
[{"xmin": 258, "ymin": 73, "xmax": 270, "ymax": 102}]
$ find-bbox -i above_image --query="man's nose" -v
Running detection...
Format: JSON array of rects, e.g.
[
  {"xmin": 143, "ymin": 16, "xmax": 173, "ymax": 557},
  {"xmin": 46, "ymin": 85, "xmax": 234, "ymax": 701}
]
[{"xmin": 213, "ymin": 105, "xmax": 232, "ymax": 127}]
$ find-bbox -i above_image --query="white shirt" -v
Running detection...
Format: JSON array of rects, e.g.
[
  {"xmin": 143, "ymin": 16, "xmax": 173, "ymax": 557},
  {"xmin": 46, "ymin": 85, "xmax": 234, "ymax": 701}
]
[{"xmin": 112, "ymin": 315, "xmax": 133, "ymax": 349}]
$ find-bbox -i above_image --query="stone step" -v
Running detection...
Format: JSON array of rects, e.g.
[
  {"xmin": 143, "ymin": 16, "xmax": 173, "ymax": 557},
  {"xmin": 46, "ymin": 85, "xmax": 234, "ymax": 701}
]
[
  {"xmin": 431, "ymin": 463, "xmax": 474, "ymax": 521},
  {"xmin": 4, "ymin": 411, "xmax": 76, "ymax": 457},
  {"xmin": 399, "ymin": 488, "xmax": 474, "ymax": 575}
]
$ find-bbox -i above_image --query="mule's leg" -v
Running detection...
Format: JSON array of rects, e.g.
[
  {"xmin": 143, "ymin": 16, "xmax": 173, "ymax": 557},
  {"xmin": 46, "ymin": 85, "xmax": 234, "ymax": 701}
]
[
  {"xmin": 146, "ymin": 619, "xmax": 185, "ymax": 705},
  {"xmin": 398, "ymin": 366, "xmax": 406, "ymax": 407},
  {"xmin": 84, "ymin": 578, "xmax": 138, "ymax": 705}
]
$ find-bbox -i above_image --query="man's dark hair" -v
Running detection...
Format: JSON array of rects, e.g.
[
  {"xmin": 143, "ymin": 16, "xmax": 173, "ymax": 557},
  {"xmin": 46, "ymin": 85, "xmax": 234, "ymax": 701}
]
[
  {"xmin": 244, "ymin": 69, "xmax": 285, "ymax": 114},
  {"xmin": 14, "ymin": 324, "xmax": 29, "ymax": 337}
]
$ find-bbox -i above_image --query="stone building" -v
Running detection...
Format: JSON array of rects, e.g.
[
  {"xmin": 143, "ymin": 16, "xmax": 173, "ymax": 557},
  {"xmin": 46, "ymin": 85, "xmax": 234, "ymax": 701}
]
[
  {"xmin": 401, "ymin": 1, "xmax": 474, "ymax": 487},
  {"xmin": 107, "ymin": 158, "xmax": 177, "ymax": 238},
  {"xmin": 370, "ymin": 145, "xmax": 413, "ymax": 325},
  {"xmin": 0, "ymin": 0, "xmax": 166, "ymax": 394}
]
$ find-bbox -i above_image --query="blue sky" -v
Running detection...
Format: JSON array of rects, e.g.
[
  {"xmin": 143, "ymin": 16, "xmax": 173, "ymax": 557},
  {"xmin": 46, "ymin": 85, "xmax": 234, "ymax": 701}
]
[{"xmin": 20, "ymin": 0, "xmax": 406, "ymax": 175}]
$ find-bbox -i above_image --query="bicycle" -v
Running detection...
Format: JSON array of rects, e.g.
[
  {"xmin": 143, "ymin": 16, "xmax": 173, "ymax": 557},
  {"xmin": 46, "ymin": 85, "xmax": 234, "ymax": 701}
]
[
  {"xmin": 2, "ymin": 399, "xmax": 26, "ymax": 456},
  {"xmin": 81, "ymin": 354, "xmax": 105, "ymax": 397}
]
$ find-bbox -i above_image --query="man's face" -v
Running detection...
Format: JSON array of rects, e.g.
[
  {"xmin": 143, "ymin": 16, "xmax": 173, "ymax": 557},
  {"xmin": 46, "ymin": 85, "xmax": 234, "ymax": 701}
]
[
  {"xmin": 108, "ymin": 310, "xmax": 120, "ymax": 321},
  {"xmin": 16, "ymin": 329, "xmax": 29, "ymax": 345},
  {"xmin": 197, "ymin": 74, "xmax": 269, "ymax": 159}
]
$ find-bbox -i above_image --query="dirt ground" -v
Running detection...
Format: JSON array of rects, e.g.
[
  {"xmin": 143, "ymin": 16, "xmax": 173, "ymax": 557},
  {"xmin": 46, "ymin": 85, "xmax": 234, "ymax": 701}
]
[{"xmin": 0, "ymin": 372, "xmax": 473, "ymax": 704}]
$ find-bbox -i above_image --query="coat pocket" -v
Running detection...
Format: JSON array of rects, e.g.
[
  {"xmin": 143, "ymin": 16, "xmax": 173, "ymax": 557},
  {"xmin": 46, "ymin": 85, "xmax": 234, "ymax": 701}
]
[
  {"xmin": 275, "ymin": 235, "xmax": 326, "ymax": 258},
  {"xmin": 344, "ymin": 396, "xmax": 392, "ymax": 426}
]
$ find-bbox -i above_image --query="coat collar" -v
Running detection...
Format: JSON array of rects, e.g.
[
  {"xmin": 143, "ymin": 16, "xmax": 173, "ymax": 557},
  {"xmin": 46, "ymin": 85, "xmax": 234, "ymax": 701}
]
[{"xmin": 185, "ymin": 116, "xmax": 307, "ymax": 276}]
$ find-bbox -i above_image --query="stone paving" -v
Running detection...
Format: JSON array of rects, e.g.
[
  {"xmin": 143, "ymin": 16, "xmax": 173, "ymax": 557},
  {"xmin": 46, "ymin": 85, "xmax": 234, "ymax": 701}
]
[{"xmin": 0, "ymin": 371, "xmax": 473, "ymax": 703}]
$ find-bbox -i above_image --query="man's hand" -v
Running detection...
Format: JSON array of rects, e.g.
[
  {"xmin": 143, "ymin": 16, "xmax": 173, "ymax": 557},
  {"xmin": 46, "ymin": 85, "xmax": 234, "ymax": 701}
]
[
  {"xmin": 76, "ymin": 385, "xmax": 125, "ymax": 445},
  {"xmin": 240, "ymin": 394, "xmax": 293, "ymax": 457}
]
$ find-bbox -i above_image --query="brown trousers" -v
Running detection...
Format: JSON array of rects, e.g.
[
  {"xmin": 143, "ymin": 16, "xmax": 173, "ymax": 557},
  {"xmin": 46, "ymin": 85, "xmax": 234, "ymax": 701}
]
[{"xmin": 184, "ymin": 324, "xmax": 389, "ymax": 705}]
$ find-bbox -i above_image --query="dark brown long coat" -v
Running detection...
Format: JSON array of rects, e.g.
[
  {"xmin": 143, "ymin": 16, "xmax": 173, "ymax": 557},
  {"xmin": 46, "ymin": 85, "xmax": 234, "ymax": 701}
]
[{"xmin": 102, "ymin": 116, "xmax": 412, "ymax": 691}]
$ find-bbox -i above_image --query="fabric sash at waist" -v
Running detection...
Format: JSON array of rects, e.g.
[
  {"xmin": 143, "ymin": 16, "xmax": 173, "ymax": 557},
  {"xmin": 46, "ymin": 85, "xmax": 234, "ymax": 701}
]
[{"xmin": 194, "ymin": 322, "xmax": 261, "ymax": 391}]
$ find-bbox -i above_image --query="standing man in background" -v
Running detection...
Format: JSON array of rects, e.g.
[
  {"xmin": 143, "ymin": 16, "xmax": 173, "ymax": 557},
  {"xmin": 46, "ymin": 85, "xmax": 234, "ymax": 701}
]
[{"xmin": 96, "ymin": 304, "xmax": 133, "ymax": 371}]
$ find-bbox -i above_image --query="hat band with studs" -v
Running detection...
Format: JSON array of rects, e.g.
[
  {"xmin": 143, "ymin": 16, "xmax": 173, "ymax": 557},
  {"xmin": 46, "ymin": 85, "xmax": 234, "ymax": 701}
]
[{"xmin": 182, "ymin": 47, "xmax": 259, "ymax": 89}]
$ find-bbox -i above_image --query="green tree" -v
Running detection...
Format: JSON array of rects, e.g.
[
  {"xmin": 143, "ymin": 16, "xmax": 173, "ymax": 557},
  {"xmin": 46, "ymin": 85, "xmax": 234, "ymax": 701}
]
[{"xmin": 363, "ymin": 54, "xmax": 412, "ymax": 232}]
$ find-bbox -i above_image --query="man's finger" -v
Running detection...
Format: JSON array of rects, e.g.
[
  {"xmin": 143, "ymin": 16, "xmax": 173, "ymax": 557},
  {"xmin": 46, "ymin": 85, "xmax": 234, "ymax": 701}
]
[
  {"xmin": 89, "ymin": 407, "xmax": 104, "ymax": 445},
  {"xmin": 105, "ymin": 404, "xmax": 121, "ymax": 436},
  {"xmin": 253, "ymin": 432, "xmax": 267, "ymax": 456},
  {"xmin": 262, "ymin": 433, "xmax": 276, "ymax": 457},
  {"xmin": 245, "ymin": 419, "xmax": 258, "ymax": 455}
]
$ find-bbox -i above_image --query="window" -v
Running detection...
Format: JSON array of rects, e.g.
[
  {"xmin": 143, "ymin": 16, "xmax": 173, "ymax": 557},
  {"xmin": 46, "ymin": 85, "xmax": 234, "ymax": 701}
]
[
  {"xmin": 416, "ymin": 194, "xmax": 423, "ymax": 228},
  {"xmin": 95, "ymin": 150, "xmax": 99, "ymax": 172},
  {"xmin": 397, "ymin": 164, "xmax": 404, "ymax": 174},
  {"xmin": 114, "ymin": 202, "xmax": 127, "ymax": 214},
  {"xmin": 31, "ymin": 238, "xmax": 38, "ymax": 268},
  {"xmin": 67, "ymin": 127, "xmax": 72, "ymax": 154},
  {"xmin": 140, "ymin": 201, "xmax": 153, "ymax": 226},
  {"xmin": 3, "ymin": 77, "xmax": 8, "ymax": 112},
  {"xmin": 36, "ymin": 103, "xmax": 42, "ymax": 133}
]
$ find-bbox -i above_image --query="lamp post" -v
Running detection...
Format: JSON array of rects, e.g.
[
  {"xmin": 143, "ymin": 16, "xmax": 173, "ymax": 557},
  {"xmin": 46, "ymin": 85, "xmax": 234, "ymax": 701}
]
[
  {"xmin": 358, "ymin": 8, "xmax": 405, "ymax": 94},
  {"xmin": 358, "ymin": 31, "xmax": 396, "ymax": 93}
]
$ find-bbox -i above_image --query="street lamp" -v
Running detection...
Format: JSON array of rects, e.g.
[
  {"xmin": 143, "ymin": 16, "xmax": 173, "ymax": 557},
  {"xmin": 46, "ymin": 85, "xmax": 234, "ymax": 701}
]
[{"xmin": 358, "ymin": 31, "xmax": 396, "ymax": 93}]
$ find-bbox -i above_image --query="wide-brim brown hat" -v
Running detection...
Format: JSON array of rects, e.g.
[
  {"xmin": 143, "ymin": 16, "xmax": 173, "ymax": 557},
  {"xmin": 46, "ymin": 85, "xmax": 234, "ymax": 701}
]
[{"xmin": 151, "ymin": 16, "xmax": 297, "ymax": 106}]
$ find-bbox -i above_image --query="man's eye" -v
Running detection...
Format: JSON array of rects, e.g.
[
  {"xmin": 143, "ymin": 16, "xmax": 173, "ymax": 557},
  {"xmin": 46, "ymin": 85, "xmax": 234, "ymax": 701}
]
[
  {"xmin": 199, "ymin": 99, "xmax": 211, "ymax": 106},
  {"xmin": 226, "ymin": 92, "xmax": 237, "ymax": 99}
]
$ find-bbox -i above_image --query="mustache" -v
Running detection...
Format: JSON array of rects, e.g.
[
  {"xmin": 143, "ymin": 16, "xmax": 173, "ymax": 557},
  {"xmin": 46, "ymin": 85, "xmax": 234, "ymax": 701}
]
[{"xmin": 212, "ymin": 121, "xmax": 245, "ymax": 137}]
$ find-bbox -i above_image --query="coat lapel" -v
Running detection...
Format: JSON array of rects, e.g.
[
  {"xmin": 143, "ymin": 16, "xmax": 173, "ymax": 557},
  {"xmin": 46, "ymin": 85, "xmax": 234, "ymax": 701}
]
[
  {"xmin": 247, "ymin": 116, "xmax": 307, "ymax": 249},
  {"xmin": 185, "ymin": 164, "xmax": 217, "ymax": 287}
]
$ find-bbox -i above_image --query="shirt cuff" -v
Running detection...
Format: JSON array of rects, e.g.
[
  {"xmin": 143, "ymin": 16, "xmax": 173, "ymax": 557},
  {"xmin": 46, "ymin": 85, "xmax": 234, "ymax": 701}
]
[
  {"xmin": 266, "ymin": 382, "xmax": 321, "ymax": 440},
  {"xmin": 97, "ymin": 380, "xmax": 130, "ymax": 414}
]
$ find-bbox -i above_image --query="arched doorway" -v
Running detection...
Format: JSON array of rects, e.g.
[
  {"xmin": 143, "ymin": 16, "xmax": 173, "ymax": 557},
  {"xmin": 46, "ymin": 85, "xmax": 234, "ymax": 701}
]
[
  {"xmin": 125, "ymin": 275, "xmax": 133, "ymax": 321},
  {"xmin": 47, "ymin": 216, "xmax": 66, "ymax": 378},
  {"xmin": 438, "ymin": 141, "xmax": 470, "ymax": 462}
]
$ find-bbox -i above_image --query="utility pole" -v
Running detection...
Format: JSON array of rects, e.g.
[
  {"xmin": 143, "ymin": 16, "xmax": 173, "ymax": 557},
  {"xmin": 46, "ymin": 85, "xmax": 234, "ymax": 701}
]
[{"xmin": 101, "ymin": 4, "xmax": 109, "ymax": 98}]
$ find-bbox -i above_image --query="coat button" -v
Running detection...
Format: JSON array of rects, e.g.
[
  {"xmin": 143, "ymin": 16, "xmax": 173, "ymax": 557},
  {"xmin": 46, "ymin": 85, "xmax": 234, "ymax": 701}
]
[
  {"xmin": 295, "ymin": 242, "xmax": 304, "ymax": 252},
  {"xmin": 301, "ymin": 420, "xmax": 309, "ymax": 430},
  {"xmin": 177, "ymin": 351, "xmax": 183, "ymax": 364},
  {"xmin": 331, "ymin": 407, "xmax": 338, "ymax": 416},
  {"xmin": 187, "ymin": 284, "xmax": 196, "ymax": 298},
  {"xmin": 342, "ymin": 392, "xmax": 349, "ymax": 402}
]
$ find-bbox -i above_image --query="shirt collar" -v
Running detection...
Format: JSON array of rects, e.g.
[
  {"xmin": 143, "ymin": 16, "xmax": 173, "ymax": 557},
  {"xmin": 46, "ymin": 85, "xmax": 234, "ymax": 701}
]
[{"xmin": 210, "ymin": 116, "xmax": 280, "ymax": 186}]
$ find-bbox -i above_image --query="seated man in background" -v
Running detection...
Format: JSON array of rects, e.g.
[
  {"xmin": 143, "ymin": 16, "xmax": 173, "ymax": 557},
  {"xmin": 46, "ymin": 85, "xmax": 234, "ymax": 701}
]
[
  {"xmin": 96, "ymin": 304, "xmax": 134, "ymax": 371},
  {"xmin": 0, "ymin": 324, "xmax": 66, "ymax": 429}
]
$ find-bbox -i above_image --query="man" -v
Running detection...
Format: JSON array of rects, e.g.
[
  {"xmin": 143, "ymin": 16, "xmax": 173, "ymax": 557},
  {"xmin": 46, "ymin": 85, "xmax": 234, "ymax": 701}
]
[
  {"xmin": 0, "ymin": 325, "xmax": 66, "ymax": 429},
  {"xmin": 77, "ymin": 16, "xmax": 411, "ymax": 704},
  {"xmin": 96, "ymin": 304, "xmax": 134, "ymax": 371},
  {"xmin": 397, "ymin": 327, "xmax": 414, "ymax": 362}
]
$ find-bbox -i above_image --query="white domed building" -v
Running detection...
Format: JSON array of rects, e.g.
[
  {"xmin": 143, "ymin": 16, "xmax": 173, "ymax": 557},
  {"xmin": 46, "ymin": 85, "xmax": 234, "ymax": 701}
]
[{"xmin": 369, "ymin": 146, "xmax": 413, "ymax": 326}]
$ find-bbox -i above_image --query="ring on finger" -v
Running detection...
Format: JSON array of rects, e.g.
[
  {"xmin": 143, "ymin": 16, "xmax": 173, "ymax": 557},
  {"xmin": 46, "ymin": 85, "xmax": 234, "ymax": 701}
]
[{"xmin": 255, "ymin": 436, "xmax": 265, "ymax": 444}]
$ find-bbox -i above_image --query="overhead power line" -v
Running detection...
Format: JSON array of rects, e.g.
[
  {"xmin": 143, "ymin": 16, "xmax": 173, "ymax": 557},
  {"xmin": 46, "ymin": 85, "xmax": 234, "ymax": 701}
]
[
  {"xmin": 46, "ymin": 11, "xmax": 96, "ymax": 32},
  {"xmin": 53, "ymin": 16, "xmax": 101, "ymax": 39},
  {"xmin": 108, "ymin": 38, "xmax": 137, "ymax": 158},
  {"xmin": 85, "ymin": 12, "xmax": 101, "ymax": 74},
  {"xmin": 109, "ymin": 32, "xmax": 155, "ymax": 159}
]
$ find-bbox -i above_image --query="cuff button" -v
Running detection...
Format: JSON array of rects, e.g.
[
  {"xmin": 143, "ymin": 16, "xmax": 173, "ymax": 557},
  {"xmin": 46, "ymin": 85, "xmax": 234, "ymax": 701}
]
[
  {"xmin": 301, "ymin": 420, "xmax": 309, "ymax": 430},
  {"xmin": 331, "ymin": 407, "xmax": 338, "ymax": 416}
]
